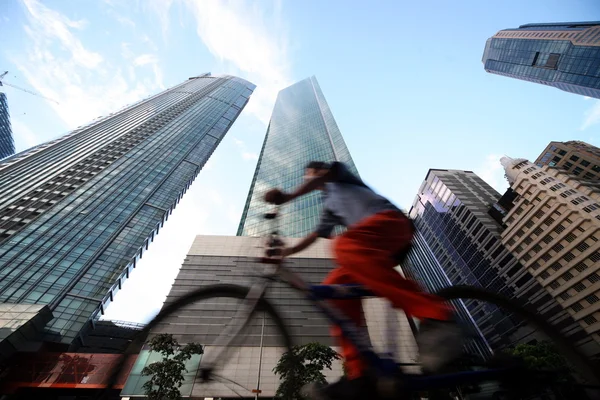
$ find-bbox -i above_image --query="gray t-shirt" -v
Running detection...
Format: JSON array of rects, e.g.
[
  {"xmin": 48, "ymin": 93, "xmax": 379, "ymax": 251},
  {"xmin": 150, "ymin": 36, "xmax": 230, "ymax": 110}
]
[{"xmin": 315, "ymin": 162, "xmax": 401, "ymax": 238}]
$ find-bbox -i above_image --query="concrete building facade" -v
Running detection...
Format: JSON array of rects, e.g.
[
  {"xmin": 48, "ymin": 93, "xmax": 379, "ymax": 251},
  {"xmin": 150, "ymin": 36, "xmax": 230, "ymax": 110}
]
[
  {"xmin": 535, "ymin": 140, "xmax": 600, "ymax": 181},
  {"xmin": 121, "ymin": 235, "xmax": 420, "ymax": 398},
  {"xmin": 499, "ymin": 157, "xmax": 600, "ymax": 352}
]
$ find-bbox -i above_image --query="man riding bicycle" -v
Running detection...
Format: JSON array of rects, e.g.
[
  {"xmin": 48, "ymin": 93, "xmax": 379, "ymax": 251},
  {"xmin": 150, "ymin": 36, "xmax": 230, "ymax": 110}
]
[{"xmin": 264, "ymin": 161, "xmax": 463, "ymax": 399}]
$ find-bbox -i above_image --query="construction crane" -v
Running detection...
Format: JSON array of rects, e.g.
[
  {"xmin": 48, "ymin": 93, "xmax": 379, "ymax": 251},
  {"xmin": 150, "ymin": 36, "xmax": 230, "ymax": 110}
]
[{"xmin": 0, "ymin": 71, "xmax": 59, "ymax": 105}]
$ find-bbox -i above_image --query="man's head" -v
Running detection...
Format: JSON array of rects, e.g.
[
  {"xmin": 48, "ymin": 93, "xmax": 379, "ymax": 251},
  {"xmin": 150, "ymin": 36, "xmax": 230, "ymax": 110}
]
[{"xmin": 304, "ymin": 161, "xmax": 330, "ymax": 189}]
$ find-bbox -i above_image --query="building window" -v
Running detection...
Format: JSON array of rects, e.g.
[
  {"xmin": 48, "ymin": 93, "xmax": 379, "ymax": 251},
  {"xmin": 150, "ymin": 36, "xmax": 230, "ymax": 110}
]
[
  {"xmin": 562, "ymin": 271, "xmax": 574, "ymax": 281},
  {"xmin": 574, "ymin": 282, "xmax": 586, "ymax": 292},
  {"xmin": 571, "ymin": 303, "xmax": 584, "ymax": 313},
  {"xmin": 534, "ymin": 210, "xmax": 545, "ymax": 219},
  {"xmin": 516, "ymin": 229, "xmax": 525, "ymax": 238},
  {"xmin": 576, "ymin": 242, "xmax": 590, "ymax": 253},
  {"xmin": 564, "ymin": 162, "xmax": 573, "ymax": 168},
  {"xmin": 559, "ymin": 150, "xmax": 567, "ymax": 156},
  {"xmin": 586, "ymin": 294, "xmax": 599, "ymax": 304},
  {"xmin": 541, "ymin": 253, "xmax": 552, "ymax": 262},
  {"xmin": 549, "ymin": 281, "xmax": 560, "ymax": 289},
  {"xmin": 554, "ymin": 224, "xmax": 565, "ymax": 234},
  {"xmin": 563, "ymin": 252, "xmax": 576, "ymax": 262},
  {"xmin": 533, "ymin": 227, "xmax": 543, "ymax": 236},
  {"xmin": 532, "ymin": 244, "xmax": 542, "ymax": 253},
  {"xmin": 552, "ymin": 243, "xmax": 564, "ymax": 253},
  {"xmin": 530, "ymin": 262, "xmax": 540, "ymax": 270},
  {"xmin": 559, "ymin": 292, "xmax": 571, "ymax": 300},
  {"xmin": 523, "ymin": 254, "xmax": 532, "ymax": 262},
  {"xmin": 581, "ymin": 160, "xmax": 590, "ymax": 167},
  {"xmin": 574, "ymin": 262, "xmax": 588, "ymax": 272},
  {"xmin": 541, "ymin": 235, "xmax": 552, "ymax": 244},
  {"xmin": 524, "ymin": 237, "xmax": 533, "ymax": 245},
  {"xmin": 565, "ymin": 233, "xmax": 577, "ymax": 242},
  {"xmin": 570, "ymin": 155, "xmax": 580, "ymax": 162},
  {"xmin": 589, "ymin": 273, "xmax": 600, "ymax": 284},
  {"xmin": 590, "ymin": 252, "xmax": 600, "ymax": 263},
  {"xmin": 543, "ymin": 217, "xmax": 555, "ymax": 226},
  {"xmin": 525, "ymin": 220, "xmax": 534, "ymax": 229},
  {"xmin": 583, "ymin": 315, "xmax": 597, "ymax": 325},
  {"xmin": 540, "ymin": 271, "xmax": 550, "ymax": 279}
]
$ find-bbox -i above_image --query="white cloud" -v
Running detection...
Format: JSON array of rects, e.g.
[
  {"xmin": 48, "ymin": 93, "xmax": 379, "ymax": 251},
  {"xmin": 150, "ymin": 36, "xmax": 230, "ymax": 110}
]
[
  {"xmin": 232, "ymin": 137, "xmax": 259, "ymax": 161},
  {"xmin": 12, "ymin": 0, "xmax": 165, "ymax": 130},
  {"xmin": 153, "ymin": 0, "xmax": 292, "ymax": 125},
  {"xmin": 133, "ymin": 54, "xmax": 159, "ymax": 66},
  {"xmin": 581, "ymin": 100, "xmax": 600, "ymax": 130},
  {"xmin": 476, "ymin": 154, "xmax": 508, "ymax": 194}
]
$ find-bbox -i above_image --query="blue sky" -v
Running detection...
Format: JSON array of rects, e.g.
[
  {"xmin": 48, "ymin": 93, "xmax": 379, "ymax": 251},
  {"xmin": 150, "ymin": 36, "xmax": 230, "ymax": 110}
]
[{"xmin": 1, "ymin": 0, "xmax": 599, "ymax": 323}]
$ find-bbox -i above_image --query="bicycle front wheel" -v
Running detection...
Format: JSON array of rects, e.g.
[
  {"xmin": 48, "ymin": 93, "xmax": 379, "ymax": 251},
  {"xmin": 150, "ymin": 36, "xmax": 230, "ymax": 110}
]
[
  {"xmin": 100, "ymin": 284, "xmax": 293, "ymax": 400},
  {"xmin": 435, "ymin": 285, "xmax": 600, "ymax": 397}
]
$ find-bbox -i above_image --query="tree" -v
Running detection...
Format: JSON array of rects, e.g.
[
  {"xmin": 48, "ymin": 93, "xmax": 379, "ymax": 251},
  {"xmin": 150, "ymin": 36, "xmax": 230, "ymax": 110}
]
[
  {"xmin": 141, "ymin": 334, "xmax": 204, "ymax": 400},
  {"xmin": 501, "ymin": 340, "xmax": 588, "ymax": 399},
  {"xmin": 273, "ymin": 342, "xmax": 341, "ymax": 399}
]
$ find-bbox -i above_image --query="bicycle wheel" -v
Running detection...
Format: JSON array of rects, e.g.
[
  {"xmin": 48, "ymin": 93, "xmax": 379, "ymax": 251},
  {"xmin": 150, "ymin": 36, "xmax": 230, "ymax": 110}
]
[
  {"xmin": 435, "ymin": 285, "xmax": 600, "ymax": 399},
  {"xmin": 97, "ymin": 284, "xmax": 293, "ymax": 400}
]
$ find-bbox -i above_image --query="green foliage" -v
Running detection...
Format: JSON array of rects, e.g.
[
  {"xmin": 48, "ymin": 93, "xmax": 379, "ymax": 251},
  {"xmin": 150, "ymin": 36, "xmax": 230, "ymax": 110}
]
[
  {"xmin": 505, "ymin": 341, "xmax": 568, "ymax": 372},
  {"xmin": 273, "ymin": 342, "xmax": 341, "ymax": 400},
  {"xmin": 141, "ymin": 334, "xmax": 204, "ymax": 400}
]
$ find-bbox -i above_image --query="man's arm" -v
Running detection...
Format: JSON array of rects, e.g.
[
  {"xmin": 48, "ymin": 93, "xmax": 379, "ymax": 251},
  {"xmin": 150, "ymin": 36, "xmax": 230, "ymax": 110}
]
[
  {"xmin": 265, "ymin": 164, "xmax": 342, "ymax": 205},
  {"xmin": 281, "ymin": 232, "xmax": 319, "ymax": 257}
]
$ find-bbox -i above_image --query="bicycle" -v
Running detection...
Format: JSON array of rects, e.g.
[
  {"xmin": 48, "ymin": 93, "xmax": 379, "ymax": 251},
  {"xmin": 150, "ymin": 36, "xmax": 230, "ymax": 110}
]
[{"xmin": 99, "ymin": 210, "xmax": 600, "ymax": 400}]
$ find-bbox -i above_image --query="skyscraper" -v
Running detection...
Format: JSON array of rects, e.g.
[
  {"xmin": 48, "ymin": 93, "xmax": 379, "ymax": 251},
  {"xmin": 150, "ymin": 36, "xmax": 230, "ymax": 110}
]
[
  {"xmin": 401, "ymin": 230, "xmax": 492, "ymax": 359},
  {"xmin": 409, "ymin": 169, "xmax": 590, "ymax": 352},
  {"xmin": 0, "ymin": 73, "xmax": 255, "ymax": 346},
  {"xmin": 0, "ymin": 93, "xmax": 15, "ymax": 159},
  {"xmin": 482, "ymin": 21, "xmax": 600, "ymax": 98},
  {"xmin": 535, "ymin": 140, "xmax": 600, "ymax": 181},
  {"xmin": 237, "ymin": 76, "xmax": 359, "ymax": 238},
  {"xmin": 499, "ymin": 157, "xmax": 600, "ymax": 352}
]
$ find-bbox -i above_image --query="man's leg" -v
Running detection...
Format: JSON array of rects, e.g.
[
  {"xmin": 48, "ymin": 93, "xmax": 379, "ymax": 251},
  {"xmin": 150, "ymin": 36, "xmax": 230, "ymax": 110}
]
[
  {"xmin": 334, "ymin": 211, "xmax": 452, "ymax": 321},
  {"xmin": 334, "ymin": 210, "xmax": 462, "ymax": 373},
  {"xmin": 322, "ymin": 267, "xmax": 367, "ymax": 380}
]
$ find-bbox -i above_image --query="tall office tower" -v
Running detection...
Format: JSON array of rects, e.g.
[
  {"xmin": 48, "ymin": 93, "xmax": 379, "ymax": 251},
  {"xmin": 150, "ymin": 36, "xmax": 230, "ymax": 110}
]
[
  {"xmin": 482, "ymin": 21, "xmax": 600, "ymax": 98},
  {"xmin": 0, "ymin": 74, "xmax": 254, "ymax": 346},
  {"xmin": 409, "ymin": 169, "xmax": 591, "ymax": 353},
  {"xmin": 122, "ymin": 236, "xmax": 420, "ymax": 398},
  {"xmin": 535, "ymin": 140, "xmax": 600, "ymax": 181},
  {"xmin": 237, "ymin": 76, "xmax": 359, "ymax": 238},
  {"xmin": 499, "ymin": 157, "xmax": 600, "ymax": 352},
  {"xmin": 0, "ymin": 93, "xmax": 15, "ymax": 159},
  {"xmin": 401, "ymin": 231, "xmax": 492, "ymax": 359}
]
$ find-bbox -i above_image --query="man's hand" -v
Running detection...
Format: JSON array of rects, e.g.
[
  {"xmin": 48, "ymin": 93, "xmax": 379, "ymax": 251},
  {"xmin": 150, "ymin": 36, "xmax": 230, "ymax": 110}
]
[
  {"xmin": 264, "ymin": 189, "xmax": 291, "ymax": 205},
  {"xmin": 265, "ymin": 247, "xmax": 293, "ymax": 258}
]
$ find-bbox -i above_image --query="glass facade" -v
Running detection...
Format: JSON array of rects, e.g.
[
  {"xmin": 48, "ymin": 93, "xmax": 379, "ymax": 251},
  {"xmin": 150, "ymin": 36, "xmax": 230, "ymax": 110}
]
[
  {"xmin": 0, "ymin": 73, "xmax": 255, "ymax": 345},
  {"xmin": 0, "ymin": 93, "xmax": 15, "ymax": 160},
  {"xmin": 409, "ymin": 169, "xmax": 587, "ymax": 349},
  {"xmin": 482, "ymin": 22, "xmax": 600, "ymax": 98},
  {"xmin": 401, "ymin": 231, "xmax": 492, "ymax": 359},
  {"xmin": 237, "ymin": 76, "xmax": 358, "ymax": 238}
]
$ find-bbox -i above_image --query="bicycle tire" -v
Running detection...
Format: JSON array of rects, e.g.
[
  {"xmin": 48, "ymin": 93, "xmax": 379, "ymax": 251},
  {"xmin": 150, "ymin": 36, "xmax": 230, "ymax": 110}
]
[
  {"xmin": 434, "ymin": 285, "xmax": 600, "ymax": 386},
  {"xmin": 96, "ymin": 284, "xmax": 293, "ymax": 400}
]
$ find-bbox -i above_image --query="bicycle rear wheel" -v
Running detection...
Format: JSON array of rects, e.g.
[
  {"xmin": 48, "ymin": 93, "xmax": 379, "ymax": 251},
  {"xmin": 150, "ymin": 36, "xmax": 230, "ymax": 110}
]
[
  {"xmin": 97, "ymin": 284, "xmax": 293, "ymax": 399},
  {"xmin": 435, "ymin": 285, "xmax": 600, "ymax": 399}
]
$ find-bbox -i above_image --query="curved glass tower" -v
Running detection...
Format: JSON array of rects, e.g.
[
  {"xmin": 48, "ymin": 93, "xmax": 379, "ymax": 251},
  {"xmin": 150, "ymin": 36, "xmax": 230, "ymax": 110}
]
[
  {"xmin": 0, "ymin": 93, "xmax": 15, "ymax": 159},
  {"xmin": 237, "ymin": 76, "xmax": 358, "ymax": 237},
  {"xmin": 0, "ymin": 74, "xmax": 254, "ymax": 345}
]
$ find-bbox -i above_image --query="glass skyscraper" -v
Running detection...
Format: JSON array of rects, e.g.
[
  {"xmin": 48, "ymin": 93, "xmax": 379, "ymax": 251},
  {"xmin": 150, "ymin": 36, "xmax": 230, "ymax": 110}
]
[
  {"xmin": 482, "ymin": 21, "xmax": 600, "ymax": 98},
  {"xmin": 0, "ymin": 93, "xmax": 15, "ymax": 159},
  {"xmin": 401, "ymin": 231, "xmax": 492, "ymax": 359},
  {"xmin": 237, "ymin": 76, "xmax": 358, "ymax": 238},
  {"xmin": 409, "ymin": 169, "xmax": 589, "ymax": 350},
  {"xmin": 0, "ymin": 73, "xmax": 254, "ymax": 346}
]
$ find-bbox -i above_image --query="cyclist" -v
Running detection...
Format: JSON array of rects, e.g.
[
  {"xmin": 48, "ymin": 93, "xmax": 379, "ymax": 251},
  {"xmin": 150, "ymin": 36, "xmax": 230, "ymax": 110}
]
[{"xmin": 264, "ymin": 161, "xmax": 463, "ymax": 399}]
